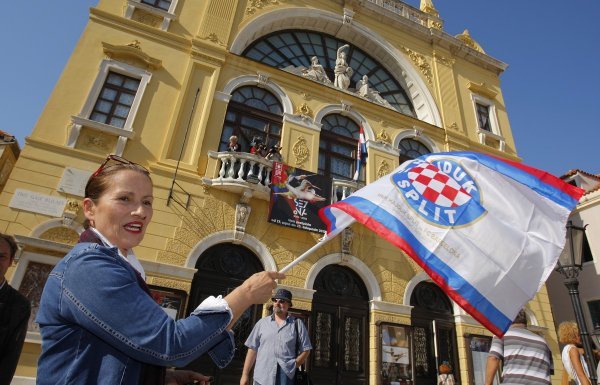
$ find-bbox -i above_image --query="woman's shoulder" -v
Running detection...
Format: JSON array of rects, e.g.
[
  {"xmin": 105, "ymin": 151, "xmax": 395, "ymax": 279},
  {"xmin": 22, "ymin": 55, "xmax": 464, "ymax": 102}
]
[{"xmin": 63, "ymin": 242, "xmax": 120, "ymax": 268}]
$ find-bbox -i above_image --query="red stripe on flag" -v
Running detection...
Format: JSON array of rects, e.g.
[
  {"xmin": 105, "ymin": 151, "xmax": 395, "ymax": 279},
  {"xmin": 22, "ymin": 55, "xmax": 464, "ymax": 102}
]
[{"xmin": 487, "ymin": 154, "xmax": 584, "ymax": 200}]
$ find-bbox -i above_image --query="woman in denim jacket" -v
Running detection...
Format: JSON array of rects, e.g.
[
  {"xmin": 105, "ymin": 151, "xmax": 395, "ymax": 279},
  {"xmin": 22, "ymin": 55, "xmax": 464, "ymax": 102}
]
[{"xmin": 36, "ymin": 155, "xmax": 284, "ymax": 385}]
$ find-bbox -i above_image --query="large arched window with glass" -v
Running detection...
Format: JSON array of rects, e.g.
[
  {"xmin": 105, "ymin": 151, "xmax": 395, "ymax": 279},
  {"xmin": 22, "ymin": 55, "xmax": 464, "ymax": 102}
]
[
  {"xmin": 319, "ymin": 114, "xmax": 361, "ymax": 181},
  {"xmin": 243, "ymin": 30, "xmax": 415, "ymax": 117},
  {"xmin": 398, "ymin": 138, "xmax": 431, "ymax": 164},
  {"xmin": 218, "ymin": 86, "xmax": 283, "ymax": 152}
]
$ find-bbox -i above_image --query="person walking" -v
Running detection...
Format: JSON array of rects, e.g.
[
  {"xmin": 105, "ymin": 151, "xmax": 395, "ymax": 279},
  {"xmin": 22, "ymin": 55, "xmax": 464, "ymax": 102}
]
[
  {"xmin": 558, "ymin": 321, "xmax": 591, "ymax": 385},
  {"xmin": 36, "ymin": 154, "xmax": 284, "ymax": 385},
  {"xmin": 0, "ymin": 233, "xmax": 31, "ymax": 385},
  {"xmin": 241, "ymin": 289, "xmax": 312, "ymax": 385},
  {"xmin": 485, "ymin": 309, "xmax": 553, "ymax": 385}
]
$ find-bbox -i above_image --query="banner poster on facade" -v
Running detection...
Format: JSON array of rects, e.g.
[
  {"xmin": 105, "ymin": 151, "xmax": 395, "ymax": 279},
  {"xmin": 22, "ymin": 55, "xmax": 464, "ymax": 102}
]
[{"xmin": 268, "ymin": 162, "xmax": 331, "ymax": 234}]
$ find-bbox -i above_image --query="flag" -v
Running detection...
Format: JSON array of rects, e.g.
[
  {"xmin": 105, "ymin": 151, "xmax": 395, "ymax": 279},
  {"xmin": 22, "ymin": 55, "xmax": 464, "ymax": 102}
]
[
  {"xmin": 352, "ymin": 126, "xmax": 368, "ymax": 181},
  {"xmin": 319, "ymin": 151, "xmax": 584, "ymax": 336}
]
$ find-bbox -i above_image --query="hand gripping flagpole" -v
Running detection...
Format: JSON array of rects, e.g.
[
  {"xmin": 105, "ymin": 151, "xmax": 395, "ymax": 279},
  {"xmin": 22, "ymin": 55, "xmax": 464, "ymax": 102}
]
[{"xmin": 279, "ymin": 236, "xmax": 335, "ymax": 273}]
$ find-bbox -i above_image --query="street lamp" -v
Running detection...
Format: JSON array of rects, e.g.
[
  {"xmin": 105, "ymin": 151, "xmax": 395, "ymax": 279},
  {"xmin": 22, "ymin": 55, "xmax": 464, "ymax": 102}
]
[{"xmin": 555, "ymin": 221, "xmax": 597, "ymax": 383}]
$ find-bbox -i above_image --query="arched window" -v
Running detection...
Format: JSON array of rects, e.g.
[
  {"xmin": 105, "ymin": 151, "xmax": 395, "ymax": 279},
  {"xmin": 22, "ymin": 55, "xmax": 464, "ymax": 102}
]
[
  {"xmin": 319, "ymin": 114, "xmax": 361, "ymax": 181},
  {"xmin": 243, "ymin": 30, "xmax": 415, "ymax": 117},
  {"xmin": 218, "ymin": 86, "xmax": 283, "ymax": 152},
  {"xmin": 398, "ymin": 138, "xmax": 431, "ymax": 164}
]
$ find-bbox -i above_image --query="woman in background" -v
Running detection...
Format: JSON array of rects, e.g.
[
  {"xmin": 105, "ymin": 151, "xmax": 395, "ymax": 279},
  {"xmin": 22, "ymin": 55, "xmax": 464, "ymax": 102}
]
[
  {"xmin": 558, "ymin": 321, "xmax": 591, "ymax": 385},
  {"xmin": 36, "ymin": 155, "xmax": 284, "ymax": 385}
]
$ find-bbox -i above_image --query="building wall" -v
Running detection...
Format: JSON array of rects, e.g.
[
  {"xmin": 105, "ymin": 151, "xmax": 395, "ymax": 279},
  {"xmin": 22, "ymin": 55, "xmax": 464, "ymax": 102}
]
[
  {"xmin": 2, "ymin": 0, "xmax": 561, "ymax": 384},
  {"xmin": 546, "ymin": 187, "xmax": 600, "ymax": 338}
]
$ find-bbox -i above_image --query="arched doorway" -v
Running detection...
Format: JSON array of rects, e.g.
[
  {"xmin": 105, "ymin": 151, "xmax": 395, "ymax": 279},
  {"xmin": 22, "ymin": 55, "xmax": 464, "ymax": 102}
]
[
  {"xmin": 310, "ymin": 264, "xmax": 369, "ymax": 385},
  {"xmin": 184, "ymin": 243, "xmax": 264, "ymax": 385},
  {"xmin": 410, "ymin": 281, "xmax": 459, "ymax": 385}
]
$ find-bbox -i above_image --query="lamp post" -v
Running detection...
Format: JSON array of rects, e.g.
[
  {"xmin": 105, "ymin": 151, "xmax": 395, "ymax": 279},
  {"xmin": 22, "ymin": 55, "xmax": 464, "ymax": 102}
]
[{"xmin": 555, "ymin": 221, "xmax": 597, "ymax": 383}]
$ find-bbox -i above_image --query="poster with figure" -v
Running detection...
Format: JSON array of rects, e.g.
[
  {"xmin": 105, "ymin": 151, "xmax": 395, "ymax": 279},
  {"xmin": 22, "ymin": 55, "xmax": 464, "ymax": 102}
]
[
  {"xmin": 468, "ymin": 335, "xmax": 499, "ymax": 385},
  {"xmin": 380, "ymin": 324, "xmax": 412, "ymax": 385},
  {"xmin": 268, "ymin": 162, "xmax": 331, "ymax": 234},
  {"xmin": 149, "ymin": 285, "xmax": 187, "ymax": 320}
]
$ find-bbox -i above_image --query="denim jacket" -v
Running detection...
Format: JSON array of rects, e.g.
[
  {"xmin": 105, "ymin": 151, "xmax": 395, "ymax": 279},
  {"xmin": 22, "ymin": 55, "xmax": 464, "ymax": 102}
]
[{"xmin": 36, "ymin": 242, "xmax": 234, "ymax": 385}]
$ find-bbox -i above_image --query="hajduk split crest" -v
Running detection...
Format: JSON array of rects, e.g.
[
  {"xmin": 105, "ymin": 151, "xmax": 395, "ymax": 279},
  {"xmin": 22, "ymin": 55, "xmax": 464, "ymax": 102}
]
[{"xmin": 392, "ymin": 158, "xmax": 486, "ymax": 227}]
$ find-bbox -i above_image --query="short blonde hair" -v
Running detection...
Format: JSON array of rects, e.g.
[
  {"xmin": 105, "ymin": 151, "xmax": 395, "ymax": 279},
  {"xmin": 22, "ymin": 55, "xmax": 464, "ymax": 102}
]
[{"xmin": 557, "ymin": 321, "xmax": 580, "ymax": 345}]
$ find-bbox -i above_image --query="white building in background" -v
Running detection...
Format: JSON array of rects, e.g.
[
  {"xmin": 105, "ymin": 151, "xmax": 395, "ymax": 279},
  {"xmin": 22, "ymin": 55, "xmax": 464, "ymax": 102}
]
[{"xmin": 546, "ymin": 169, "xmax": 600, "ymax": 345}]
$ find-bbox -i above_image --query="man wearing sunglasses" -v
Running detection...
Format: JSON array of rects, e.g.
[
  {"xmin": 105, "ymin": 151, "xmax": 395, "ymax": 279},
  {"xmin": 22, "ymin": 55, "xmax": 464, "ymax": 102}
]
[{"xmin": 241, "ymin": 289, "xmax": 312, "ymax": 385}]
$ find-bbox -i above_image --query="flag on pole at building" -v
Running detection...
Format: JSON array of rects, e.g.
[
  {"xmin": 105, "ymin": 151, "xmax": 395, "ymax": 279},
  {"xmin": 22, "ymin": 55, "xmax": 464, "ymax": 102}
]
[
  {"xmin": 319, "ymin": 151, "xmax": 584, "ymax": 336},
  {"xmin": 352, "ymin": 126, "xmax": 368, "ymax": 181}
]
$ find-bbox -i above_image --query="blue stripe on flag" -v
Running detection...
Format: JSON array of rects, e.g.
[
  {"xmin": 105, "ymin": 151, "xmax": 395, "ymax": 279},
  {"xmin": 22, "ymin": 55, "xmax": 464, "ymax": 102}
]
[{"xmin": 337, "ymin": 195, "xmax": 512, "ymax": 332}]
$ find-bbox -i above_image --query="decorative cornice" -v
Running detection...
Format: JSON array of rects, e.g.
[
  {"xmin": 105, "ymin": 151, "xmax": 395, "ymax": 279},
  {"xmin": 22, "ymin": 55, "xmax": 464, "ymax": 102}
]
[
  {"xmin": 376, "ymin": 129, "xmax": 392, "ymax": 144},
  {"xmin": 102, "ymin": 41, "xmax": 162, "ymax": 70},
  {"xmin": 199, "ymin": 33, "xmax": 226, "ymax": 47},
  {"xmin": 377, "ymin": 160, "xmax": 392, "ymax": 179},
  {"xmin": 245, "ymin": 0, "xmax": 279, "ymax": 15},
  {"xmin": 400, "ymin": 46, "xmax": 432, "ymax": 85},
  {"xmin": 292, "ymin": 136, "xmax": 310, "ymax": 167},
  {"xmin": 433, "ymin": 52, "xmax": 455, "ymax": 67}
]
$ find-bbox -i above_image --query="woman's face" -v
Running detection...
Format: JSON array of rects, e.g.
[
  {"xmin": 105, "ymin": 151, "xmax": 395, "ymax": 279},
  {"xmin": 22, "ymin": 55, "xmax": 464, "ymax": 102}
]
[{"xmin": 84, "ymin": 170, "xmax": 153, "ymax": 254}]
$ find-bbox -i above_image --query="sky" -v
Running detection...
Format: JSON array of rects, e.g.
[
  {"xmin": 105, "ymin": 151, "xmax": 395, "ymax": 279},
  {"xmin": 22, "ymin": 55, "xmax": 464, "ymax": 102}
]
[{"xmin": 1, "ymin": 1, "xmax": 598, "ymax": 177}]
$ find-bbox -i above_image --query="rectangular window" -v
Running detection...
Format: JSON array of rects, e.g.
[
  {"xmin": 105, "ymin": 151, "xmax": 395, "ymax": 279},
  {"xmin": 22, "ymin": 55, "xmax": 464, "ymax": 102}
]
[
  {"xmin": 583, "ymin": 233, "xmax": 594, "ymax": 263},
  {"xmin": 89, "ymin": 72, "xmax": 141, "ymax": 129},
  {"xmin": 141, "ymin": 0, "xmax": 172, "ymax": 11},
  {"xmin": 476, "ymin": 103, "xmax": 491, "ymax": 132},
  {"xmin": 588, "ymin": 300, "xmax": 600, "ymax": 330}
]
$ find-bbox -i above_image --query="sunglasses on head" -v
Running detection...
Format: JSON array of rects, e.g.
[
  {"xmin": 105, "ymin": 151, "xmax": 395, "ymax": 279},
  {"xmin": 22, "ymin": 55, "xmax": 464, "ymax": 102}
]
[
  {"xmin": 272, "ymin": 299, "xmax": 289, "ymax": 304},
  {"xmin": 91, "ymin": 154, "xmax": 148, "ymax": 178}
]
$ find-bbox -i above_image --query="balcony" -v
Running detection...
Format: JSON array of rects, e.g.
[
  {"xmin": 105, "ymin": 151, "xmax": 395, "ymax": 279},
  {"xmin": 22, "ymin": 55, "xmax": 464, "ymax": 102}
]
[
  {"xmin": 365, "ymin": 0, "xmax": 441, "ymax": 29},
  {"xmin": 332, "ymin": 178, "xmax": 361, "ymax": 203},
  {"xmin": 203, "ymin": 151, "xmax": 362, "ymax": 204},
  {"xmin": 202, "ymin": 151, "xmax": 273, "ymax": 200}
]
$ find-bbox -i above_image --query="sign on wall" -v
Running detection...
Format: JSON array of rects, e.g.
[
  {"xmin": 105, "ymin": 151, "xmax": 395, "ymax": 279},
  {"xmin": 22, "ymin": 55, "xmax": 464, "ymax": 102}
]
[{"xmin": 9, "ymin": 189, "xmax": 67, "ymax": 217}]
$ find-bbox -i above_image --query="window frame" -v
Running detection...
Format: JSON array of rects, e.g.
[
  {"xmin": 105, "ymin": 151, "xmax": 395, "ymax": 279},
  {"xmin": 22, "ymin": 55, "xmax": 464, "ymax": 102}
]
[
  {"xmin": 318, "ymin": 114, "xmax": 361, "ymax": 181},
  {"xmin": 398, "ymin": 137, "xmax": 432, "ymax": 164},
  {"xmin": 68, "ymin": 60, "xmax": 152, "ymax": 155},
  {"xmin": 471, "ymin": 94, "xmax": 500, "ymax": 135},
  {"xmin": 218, "ymin": 86, "xmax": 284, "ymax": 153},
  {"xmin": 89, "ymin": 71, "xmax": 142, "ymax": 130},
  {"xmin": 470, "ymin": 93, "xmax": 505, "ymax": 151},
  {"xmin": 140, "ymin": 0, "xmax": 172, "ymax": 12},
  {"xmin": 125, "ymin": 0, "xmax": 178, "ymax": 31}
]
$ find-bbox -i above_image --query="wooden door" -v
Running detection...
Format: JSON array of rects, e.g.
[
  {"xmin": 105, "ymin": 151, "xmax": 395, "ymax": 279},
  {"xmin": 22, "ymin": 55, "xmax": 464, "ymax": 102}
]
[{"xmin": 184, "ymin": 243, "xmax": 264, "ymax": 385}]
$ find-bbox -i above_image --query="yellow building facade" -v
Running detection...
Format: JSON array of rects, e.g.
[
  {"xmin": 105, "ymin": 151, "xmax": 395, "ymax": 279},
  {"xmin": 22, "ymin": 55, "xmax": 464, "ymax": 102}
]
[{"xmin": 1, "ymin": 0, "xmax": 562, "ymax": 384}]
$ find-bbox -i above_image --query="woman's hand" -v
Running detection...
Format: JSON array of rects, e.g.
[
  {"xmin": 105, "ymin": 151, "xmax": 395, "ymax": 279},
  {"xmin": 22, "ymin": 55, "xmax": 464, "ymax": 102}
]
[
  {"xmin": 165, "ymin": 369, "xmax": 212, "ymax": 385},
  {"xmin": 241, "ymin": 271, "xmax": 286, "ymax": 304},
  {"xmin": 225, "ymin": 271, "xmax": 285, "ymax": 328}
]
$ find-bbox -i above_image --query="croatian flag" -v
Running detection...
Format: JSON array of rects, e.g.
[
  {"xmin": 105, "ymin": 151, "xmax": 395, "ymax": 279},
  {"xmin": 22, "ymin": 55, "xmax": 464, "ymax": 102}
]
[
  {"xmin": 352, "ymin": 126, "xmax": 368, "ymax": 181},
  {"xmin": 320, "ymin": 151, "xmax": 583, "ymax": 336}
]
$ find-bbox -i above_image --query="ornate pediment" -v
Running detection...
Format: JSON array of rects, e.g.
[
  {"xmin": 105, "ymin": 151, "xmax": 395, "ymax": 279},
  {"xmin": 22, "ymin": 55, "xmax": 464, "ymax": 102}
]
[
  {"xmin": 102, "ymin": 41, "xmax": 162, "ymax": 70},
  {"xmin": 455, "ymin": 30, "xmax": 485, "ymax": 54},
  {"xmin": 467, "ymin": 81, "xmax": 497, "ymax": 99}
]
